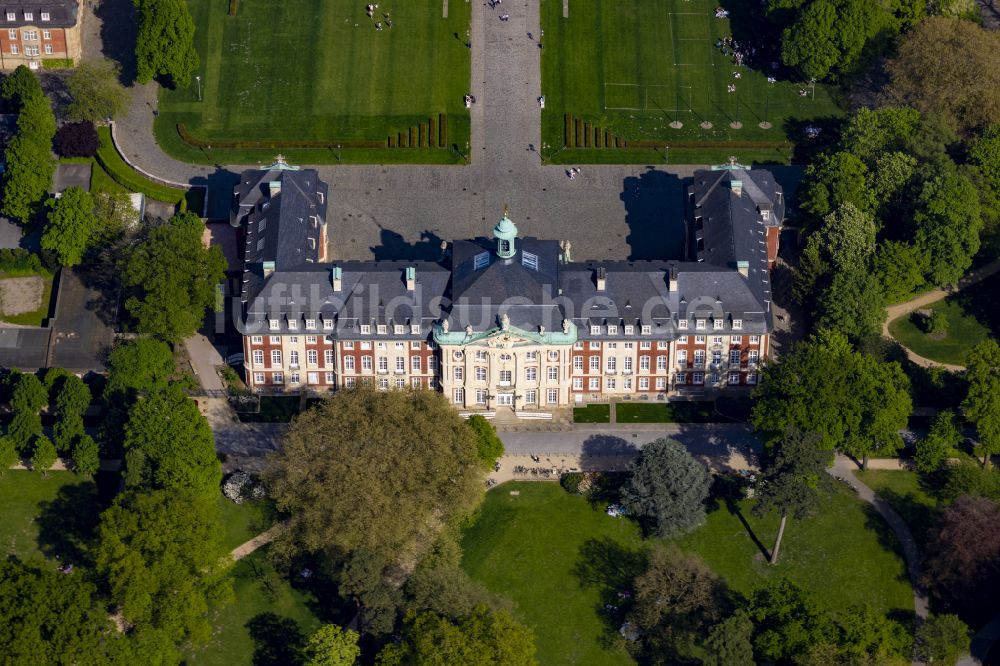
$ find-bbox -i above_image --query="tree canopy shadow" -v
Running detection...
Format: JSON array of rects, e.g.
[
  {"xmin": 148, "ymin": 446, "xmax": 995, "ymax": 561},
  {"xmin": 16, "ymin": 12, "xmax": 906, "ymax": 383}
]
[
  {"xmin": 708, "ymin": 474, "xmax": 772, "ymax": 562},
  {"xmin": 579, "ymin": 433, "xmax": 639, "ymax": 474},
  {"xmin": 245, "ymin": 612, "xmax": 305, "ymax": 666},
  {"xmin": 572, "ymin": 537, "xmax": 648, "ymax": 645},
  {"xmin": 95, "ymin": 0, "xmax": 138, "ymax": 84},
  {"xmin": 34, "ymin": 479, "xmax": 105, "ymax": 568},
  {"xmin": 861, "ymin": 503, "xmax": 918, "ymax": 588}
]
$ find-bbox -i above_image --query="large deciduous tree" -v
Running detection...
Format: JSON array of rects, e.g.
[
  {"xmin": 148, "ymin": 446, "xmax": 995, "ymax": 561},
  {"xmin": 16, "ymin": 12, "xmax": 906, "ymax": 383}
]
[
  {"xmin": 885, "ymin": 17, "xmax": 1000, "ymax": 134},
  {"xmin": 467, "ymin": 414, "xmax": 504, "ymax": 470},
  {"xmin": 41, "ymin": 187, "xmax": 98, "ymax": 267},
  {"xmin": 264, "ymin": 387, "xmax": 483, "ymax": 560},
  {"xmin": 376, "ymin": 606, "xmax": 537, "ymax": 666},
  {"xmin": 751, "ymin": 429, "xmax": 831, "ymax": 564},
  {"xmin": 912, "ymin": 170, "xmax": 982, "ymax": 288},
  {"xmin": 962, "ymin": 339, "xmax": 1000, "ymax": 467},
  {"xmin": 915, "ymin": 614, "xmax": 971, "ymax": 665},
  {"xmin": 95, "ymin": 489, "xmax": 233, "ymax": 651},
  {"xmin": 923, "ymin": 494, "xmax": 1000, "ymax": 622},
  {"xmin": 797, "ymin": 152, "xmax": 873, "ymax": 223},
  {"xmin": 620, "ymin": 438, "xmax": 712, "ymax": 538},
  {"xmin": 748, "ymin": 579, "xmax": 838, "ymax": 662},
  {"xmin": 702, "ymin": 610, "xmax": 755, "ymax": 666},
  {"xmin": 752, "ymin": 330, "xmax": 911, "ymax": 464},
  {"xmin": 302, "ymin": 624, "xmax": 361, "ymax": 666},
  {"xmin": 915, "ymin": 410, "xmax": 962, "ymax": 474},
  {"xmin": 66, "ymin": 59, "xmax": 129, "ymax": 122},
  {"xmin": 1, "ymin": 72, "xmax": 56, "ymax": 224},
  {"xmin": 104, "ymin": 338, "xmax": 176, "ymax": 400},
  {"xmin": 121, "ymin": 212, "xmax": 226, "ymax": 342},
  {"xmin": 134, "ymin": 0, "xmax": 200, "ymax": 87},
  {"xmin": 780, "ymin": 0, "xmax": 892, "ymax": 81},
  {"xmin": 123, "ymin": 385, "xmax": 220, "ymax": 496}
]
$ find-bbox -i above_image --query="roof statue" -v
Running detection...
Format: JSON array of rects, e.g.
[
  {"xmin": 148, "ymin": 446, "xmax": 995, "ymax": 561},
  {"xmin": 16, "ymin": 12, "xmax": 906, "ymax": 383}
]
[
  {"xmin": 441, "ymin": 318, "xmax": 449, "ymax": 333},
  {"xmin": 500, "ymin": 312, "xmax": 510, "ymax": 330},
  {"xmin": 262, "ymin": 154, "xmax": 301, "ymax": 171}
]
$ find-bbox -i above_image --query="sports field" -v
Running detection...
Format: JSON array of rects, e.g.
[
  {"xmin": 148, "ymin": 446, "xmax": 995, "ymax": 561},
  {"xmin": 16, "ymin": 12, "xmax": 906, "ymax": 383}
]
[
  {"xmin": 155, "ymin": 0, "xmax": 471, "ymax": 164},
  {"xmin": 540, "ymin": 0, "xmax": 845, "ymax": 163}
]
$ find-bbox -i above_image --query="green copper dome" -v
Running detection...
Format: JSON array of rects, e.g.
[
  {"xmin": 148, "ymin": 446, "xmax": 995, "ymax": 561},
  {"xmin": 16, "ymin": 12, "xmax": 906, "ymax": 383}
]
[{"xmin": 494, "ymin": 207, "xmax": 518, "ymax": 259}]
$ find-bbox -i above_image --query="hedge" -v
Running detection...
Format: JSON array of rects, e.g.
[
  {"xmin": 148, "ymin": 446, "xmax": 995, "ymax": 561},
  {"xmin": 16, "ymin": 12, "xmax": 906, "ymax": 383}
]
[
  {"xmin": 428, "ymin": 117, "xmax": 437, "ymax": 147},
  {"xmin": 176, "ymin": 123, "xmax": 387, "ymax": 149},
  {"xmin": 41, "ymin": 58, "xmax": 74, "ymax": 69},
  {"xmin": 96, "ymin": 127, "xmax": 187, "ymax": 207},
  {"xmin": 0, "ymin": 248, "xmax": 45, "ymax": 276},
  {"xmin": 228, "ymin": 0, "xmax": 238, "ymax": 15},
  {"xmin": 438, "ymin": 113, "xmax": 447, "ymax": 147}
]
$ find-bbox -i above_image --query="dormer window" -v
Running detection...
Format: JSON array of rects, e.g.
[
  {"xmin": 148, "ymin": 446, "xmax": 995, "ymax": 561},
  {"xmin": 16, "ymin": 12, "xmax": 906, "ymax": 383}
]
[
  {"xmin": 360, "ymin": 324, "xmax": 371, "ymax": 334},
  {"xmin": 590, "ymin": 325, "xmax": 600, "ymax": 335},
  {"xmin": 695, "ymin": 319, "xmax": 706, "ymax": 330},
  {"xmin": 377, "ymin": 324, "xmax": 387, "ymax": 335},
  {"xmin": 5, "ymin": 12, "xmax": 14, "ymax": 20},
  {"xmin": 624, "ymin": 325, "xmax": 634, "ymax": 335},
  {"xmin": 269, "ymin": 319, "xmax": 279, "ymax": 330},
  {"xmin": 24, "ymin": 12, "xmax": 32, "ymax": 21},
  {"xmin": 473, "ymin": 252, "xmax": 489, "ymax": 270},
  {"xmin": 40, "ymin": 12, "xmax": 49, "ymax": 21},
  {"xmin": 522, "ymin": 251, "xmax": 538, "ymax": 270},
  {"xmin": 305, "ymin": 319, "xmax": 316, "ymax": 329},
  {"xmin": 761, "ymin": 209, "xmax": 770, "ymax": 220},
  {"xmin": 713, "ymin": 319, "xmax": 723, "ymax": 330},
  {"xmin": 410, "ymin": 324, "xmax": 421, "ymax": 335},
  {"xmin": 607, "ymin": 325, "xmax": 618, "ymax": 335},
  {"xmin": 733, "ymin": 319, "xmax": 743, "ymax": 330},
  {"xmin": 323, "ymin": 319, "xmax": 334, "ymax": 330},
  {"xmin": 641, "ymin": 325, "xmax": 651, "ymax": 335},
  {"xmin": 287, "ymin": 318, "xmax": 298, "ymax": 330},
  {"xmin": 678, "ymin": 319, "xmax": 689, "ymax": 330},
  {"xmin": 394, "ymin": 325, "xmax": 405, "ymax": 334}
]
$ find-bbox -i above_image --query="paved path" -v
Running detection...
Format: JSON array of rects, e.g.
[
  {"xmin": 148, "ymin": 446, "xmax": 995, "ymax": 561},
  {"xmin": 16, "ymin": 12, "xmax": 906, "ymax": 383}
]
[
  {"xmin": 882, "ymin": 258, "xmax": 1000, "ymax": 372},
  {"xmin": 829, "ymin": 455, "xmax": 930, "ymax": 632},
  {"xmin": 230, "ymin": 522, "xmax": 285, "ymax": 561},
  {"xmin": 184, "ymin": 334, "xmax": 226, "ymax": 392}
]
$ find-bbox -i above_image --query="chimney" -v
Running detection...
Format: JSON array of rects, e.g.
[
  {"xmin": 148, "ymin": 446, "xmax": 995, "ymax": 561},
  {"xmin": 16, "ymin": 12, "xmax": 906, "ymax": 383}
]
[
  {"xmin": 730, "ymin": 179, "xmax": 743, "ymax": 197},
  {"xmin": 331, "ymin": 266, "xmax": 342, "ymax": 291},
  {"xmin": 736, "ymin": 260, "xmax": 749, "ymax": 277},
  {"xmin": 668, "ymin": 266, "xmax": 678, "ymax": 292},
  {"xmin": 596, "ymin": 267, "xmax": 606, "ymax": 292},
  {"xmin": 268, "ymin": 180, "xmax": 281, "ymax": 197},
  {"xmin": 405, "ymin": 266, "xmax": 416, "ymax": 291}
]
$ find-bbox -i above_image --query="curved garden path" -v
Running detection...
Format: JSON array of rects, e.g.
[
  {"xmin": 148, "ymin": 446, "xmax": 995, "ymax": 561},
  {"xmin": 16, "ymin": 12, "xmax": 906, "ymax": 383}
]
[
  {"xmin": 229, "ymin": 522, "xmax": 285, "ymax": 561},
  {"xmin": 882, "ymin": 258, "xmax": 1000, "ymax": 372}
]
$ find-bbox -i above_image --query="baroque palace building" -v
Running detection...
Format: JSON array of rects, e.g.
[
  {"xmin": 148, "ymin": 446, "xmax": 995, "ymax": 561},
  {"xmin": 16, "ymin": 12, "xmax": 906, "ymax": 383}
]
[{"xmin": 237, "ymin": 158, "xmax": 783, "ymax": 415}]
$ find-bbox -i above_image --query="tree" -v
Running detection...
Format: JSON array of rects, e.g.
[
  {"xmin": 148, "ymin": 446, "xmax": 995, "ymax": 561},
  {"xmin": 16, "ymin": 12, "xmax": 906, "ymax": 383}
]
[
  {"xmin": 12, "ymin": 373, "xmax": 48, "ymax": 412},
  {"xmin": 66, "ymin": 59, "xmax": 129, "ymax": 122},
  {"xmin": 627, "ymin": 545, "xmax": 728, "ymax": 660},
  {"xmin": 875, "ymin": 241, "xmax": 926, "ymax": 303},
  {"xmin": 134, "ymin": 0, "xmax": 200, "ymax": 87},
  {"xmin": 752, "ymin": 330, "xmax": 912, "ymax": 460},
  {"xmin": 840, "ymin": 107, "xmax": 921, "ymax": 164},
  {"xmin": 302, "ymin": 624, "xmax": 361, "ymax": 666},
  {"xmin": 886, "ymin": 17, "xmax": 1000, "ymax": 134},
  {"xmin": 0, "ymin": 437, "xmax": 18, "ymax": 474},
  {"xmin": 780, "ymin": 0, "xmax": 892, "ymax": 81},
  {"xmin": 748, "ymin": 579, "xmax": 838, "ymax": 662},
  {"xmin": 265, "ymin": 387, "xmax": 483, "ymax": 560},
  {"xmin": 467, "ymin": 414, "xmax": 504, "ymax": 470},
  {"xmin": 338, "ymin": 549, "xmax": 404, "ymax": 637},
  {"xmin": 962, "ymin": 340, "xmax": 1000, "ymax": 467},
  {"xmin": 105, "ymin": 338, "xmax": 176, "ymax": 400},
  {"xmin": 95, "ymin": 489, "xmax": 232, "ymax": 649},
  {"xmin": 2, "ymin": 131, "xmax": 56, "ymax": 224},
  {"xmin": 837, "ymin": 603, "xmax": 912, "ymax": 661},
  {"xmin": 121, "ymin": 212, "xmax": 227, "ymax": 342},
  {"xmin": 924, "ymin": 494, "xmax": 1000, "ymax": 621},
  {"xmin": 620, "ymin": 438, "xmax": 712, "ymax": 538},
  {"xmin": 41, "ymin": 187, "xmax": 98, "ymax": 266},
  {"xmin": 870, "ymin": 151, "xmax": 917, "ymax": 215},
  {"xmin": 377, "ymin": 606, "xmax": 537, "ymax": 666},
  {"xmin": 702, "ymin": 611, "xmax": 754, "ymax": 666},
  {"xmin": 798, "ymin": 152, "xmax": 874, "ymax": 223},
  {"xmin": 814, "ymin": 203, "xmax": 877, "ymax": 273},
  {"xmin": 913, "ymin": 170, "xmax": 982, "ymax": 287},
  {"xmin": 915, "ymin": 614, "xmax": 971, "ymax": 664},
  {"xmin": 55, "ymin": 374, "xmax": 92, "ymax": 417},
  {"xmin": 403, "ymin": 531, "xmax": 505, "ymax": 621},
  {"xmin": 53, "ymin": 413, "xmax": 85, "ymax": 454},
  {"xmin": 92, "ymin": 190, "xmax": 140, "ymax": 246},
  {"xmin": 814, "ymin": 266, "xmax": 885, "ymax": 340},
  {"xmin": 15, "ymin": 92, "xmax": 57, "ymax": 142},
  {"xmin": 72, "ymin": 435, "xmax": 100, "ymax": 477},
  {"xmin": 1, "ymin": 65, "xmax": 43, "ymax": 103},
  {"xmin": 31, "ymin": 436, "xmax": 57, "ymax": 475},
  {"xmin": 123, "ymin": 385, "xmax": 221, "ymax": 496},
  {"xmin": 0, "ymin": 558, "xmax": 120, "ymax": 663},
  {"xmin": 7, "ymin": 410, "xmax": 42, "ymax": 454},
  {"xmin": 53, "ymin": 121, "xmax": 100, "ymax": 158},
  {"xmin": 752, "ymin": 429, "xmax": 831, "ymax": 564},
  {"xmin": 916, "ymin": 410, "xmax": 961, "ymax": 474}
]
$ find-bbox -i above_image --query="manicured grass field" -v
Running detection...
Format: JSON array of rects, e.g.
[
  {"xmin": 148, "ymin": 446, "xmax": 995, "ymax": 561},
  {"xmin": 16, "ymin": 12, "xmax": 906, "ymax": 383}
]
[
  {"xmin": 184, "ymin": 549, "xmax": 324, "ymax": 666},
  {"xmin": 615, "ymin": 400, "xmax": 716, "ymax": 423},
  {"xmin": 856, "ymin": 470, "xmax": 939, "ymax": 547},
  {"xmin": 573, "ymin": 403, "xmax": 611, "ymax": 423},
  {"xmin": 888, "ymin": 271, "xmax": 1000, "ymax": 366},
  {"xmin": 462, "ymin": 482, "xmax": 913, "ymax": 665},
  {"xmin": 216, "ymin": 497, "xmax": 278, "ymax": 552},
  {"xmin": 156, "ymin": 0, "xmax": 471, "ymax": 165},
  {"xmin": 540, "ymin": 0, "xmax": 844, "ymax": 164}
]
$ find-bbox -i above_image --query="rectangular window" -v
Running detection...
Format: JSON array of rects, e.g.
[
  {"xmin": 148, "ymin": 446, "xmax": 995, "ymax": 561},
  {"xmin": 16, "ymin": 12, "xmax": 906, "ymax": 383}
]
[
  {"xmin": 606, "ymin": 357, "xmax": 616, "ymax": 372},
  {"xmin": 396, "ymin": 357, "xmax": 406, "ymax": 373},
  {"xmin": 306, "ymin": 336, "xmax": 317, "ymax": 344},
  {"xmin": 590, "ymin": 325, "xmax": 600, "ymax": 335},
  {"xmin": 574, "ymin": 356, "xmax": 583, "ymax": 371},
  {"xmin": 733, "ymin": 319, "xmax": 743, "ymax": 330},
  {"xmin": 307, "ymin": 372, "xmax": 319, "ymax": 385},
  {"xmin": 590, "ymin": 341, "xmax": 601, "ymax": 349},
  {"xmin": 675, "ymin": 373, "xmax": 686, "ymax": 384},
  {"xmin": 589, "ymin": 356, "xmax": 600, "ymax": 372},
  {"xmin": 712, "ymin": 351, "xmax": 722, "ymax": 365},
  {"xmin": 547, "ymin": 366, "xmax": 558, "ymax": 381},
  {"xmin": 251, "ymin": 335, "xmax": 263, "ymax": 344},
  {"xmin": 694, "ymin": 350, "xmax": 706, "ymax": 365},
  {"xmin": 573, "ymin": 378, "xmax": 584, "ymax": 390},
  {"xmin": 377, "ymin": 324, "xmax": 387, "ymax": 335},
  {"xmin": 7, "ymin": 28, "xmax": 15, "ymax": 38},
  {"xmin": 378, "ymin": 378, "xmax": 389, "ymax": 390},
  {"xmin": 305, "ymin": 319, "xmax": 316, "ymax": 329},
  {"xmin": 412, "ymin": 356, "xmax": 421, "ymax": 372},
  {"xmin": 748, "ymin": 350, "xmax": 760, "ymax": 363},
  {"xmin": 525, "ymin": 367, "xmax": 537, "ymax": 381},
  {"xmin": 655, "ymin": 377, "xmax": 666, "ymax": 390},
  {"xmin": 344, "ymin": 357, "xmax": 355, "ymax": 371},
  {"xmin": 323, "ymin": 319, "xmax": 335, "ymax": 330},
  {"xmin": 731, "ymin": 336, "xmax": 742, "ymax": 344},
  {"xmin": 42, "ymin": 30, "xmax": 50, "ymax": 41},
  {"xmin": 525, "ymin": 389, "xmax": 537, "ymax": 404},
  {"xmin": 624, "ymin": 325, "xmax": 634, "ymax": 335},
  {"xmin": 640, "ymin": 356, "xmax": 650, "ymax": 371},
  {"xmin": 252, "ymin": 350, "xmax": 264, "ymax": 365},
  {"xmin": 5, "ymin": 13, "xmax": 14, "ymax": 21},
  {"xmin": 360, "ymin": 341, "xmax": 372, "ymax": 350},
  {"xmin": 624, "ymin": 357, "xmax": 633, "ymax": 372},
  {"xmin": 589, "ymin": 378, "xmax": 600, "ymax": 390},
  {"xmin": 475, "ymin": 350, "xmax": 487, "ymax": 361},
  {"xmin": 713, "ymin": 318, "xmax": 723, "ymax": 330},
  {"xmin": 677, "ymin": 350, "xmax": 688, "ymax": 364},
  {"xmin": 695, "ymin": 319, "xmax": 706, "ymax": 330},
  {"xmin": 640, "ymin": 341, "xmax": 651, "ymax": 350},
  {"xmin": 41, "ymin": 11, "xmax": 50, "ymax": 21},
  {"xmin": 344, "ymin": 376, "xmax": 355, "ymax": 388},
  {"xmin": 269, "ymin": 319, "xmax": 279, "ymax": 330},
  {"xmin": 695, "ymin": 336, "xmax": 706, "ymax": 344},
  {"xmin": 713, "ymin": 336, "xmax": 723, "ymax": 345},
  {"xmin": 607, "ymin": 325, "xmax": 618, "ymax": 335},
  {"xmin": 547, "ymin": 388, "xmax": 558, "ymax": 403},
  {"xmin": 525, "ymin": 351, "xmax": 538, "ymax": 361},
  {"xmin": 641, "ymin": 325, "xmax": 652, "ymax": 335},
  {"xmin": 476, "ymin": 389, "xmax": 487, "ymax": 405},
  {"xmin": 747, "ymin": 373, "xmax": 758, "ymax": 385},
  {"xmin": 499, "ymin": 370, "xmax": 512, "ymax": 385},
  {"xmin": 608, "ymin": 343, "xmax": 617, "ymax": 349},
  {"xmin": 287, "ymin": 319, "xmax": 298, "ymax": 331},
  {"xmin": 411, "ymin": 324, "xmax": 421, "ymax": 335},
  {"xmin": 411, "ymin": 341, "xmax": 421, "ymax": 350},
  {"xmin": 624, "ymin": 342, "xmax": 634, "ymax": 350},
  {"xmin": 749, "ymin": 335, "xmax": 760, "ymax": 345},
  {"xmin": 23, "ymin": 13, "xmax": 33, "ymax": 22},
  {"xmin": 623, "ymin": 378, "xmax": 632, "ymax": 389},
  {"xmin": 606, "ymin": 378, "xmax": 616, "ymax": 390},
  {"xmin": 728, "ymin": 372, "xmax": 741, "ymax": 384},
  {"xmin": 289, "ymin": 351, "xmax": 299, "ymax": 367},
  {"xmin": 411, "ymin": 377, "xmax": 421, "ymax": 388},
  {"xmin": 362, "ymin": 356, "xmax": 373, "ymax": 371},
  {"xmin": 270, "ymin": 350, "xmax": 282, "ymax": 366},
  {"xmin": 729, "ymin": 350, "xmax": 741, "ymax": 364},
  {"xmin": 324, "ymin": 350, "xmax": 334, "ymax": 365},
  {"xmin": 273, "ymin": 372, "xmax": 284, "ymax": 385},
  {"xmin": 394, "ymin": 325, "xmax": 404, "ymax": 335},
  {"xmin": 470, "ymin": 366, "xmax": 483, "ymax": 381},
  {"xmin": 454, "ymin": 366, "xmax": 464, "ymax": 380},
  {"xmin": 677, "ymin": 336, "xmax": 688, "ymax": 344},
  {"xmin": 377, "ymin": 357, "xmax": 388, "ymax": 372},
  {"xmin": 656, "ymin": 356, "xmax": 667, "ymax": 371},
  {"xmin": 692, "ymin": 372, "xmax": 704, "ymax": 384},
  {"xmin": 254, "ymin": 372, "xmax": 265, "ymax": 384},
  {"xmin": 678, "ymin": 320, "xmax": 688, "ymax": 330},
  {"xmin": 657, "ymin": 341, "xmax": 668, "ymax": 350},
  {"xmin": 307, "ymin": 350, "xmax": 318, "ymax": 365},
  {"xmin": 454, "ymin": 388, "xmax": 465, "ymax": 404},
  {"xmin": 428, "ymin": 357, "xmax": 437, "ymax": 371},
  {"xmin": 639, "ymin": 377, "xmax": 649, "ymax": 390},
  {"xmin": 574, "ymin": 341, "xmax": 584, "ymax": 350},
  {"xmin": 289, "ymin": 336, "xmax": 298, "ymax": 344}
]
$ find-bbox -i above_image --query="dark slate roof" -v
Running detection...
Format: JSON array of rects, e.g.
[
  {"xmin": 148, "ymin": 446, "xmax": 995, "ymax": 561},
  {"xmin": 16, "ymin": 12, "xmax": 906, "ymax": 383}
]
[
  {"xmin": 234, "ymin": 167, "xmax": 328, "ymax": 270},
  {"xmin": 1, "ymin": 1, "xmax": 77, "ymax": 27}
]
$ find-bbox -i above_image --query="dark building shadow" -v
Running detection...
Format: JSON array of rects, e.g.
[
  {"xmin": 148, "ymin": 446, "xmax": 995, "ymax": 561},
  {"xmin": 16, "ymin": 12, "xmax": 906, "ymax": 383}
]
[
  {"xmin": 620, "ymin": 168, "xmax": 686, "ymax": 261},
  {"xmin": 369, "ymin": 227, "xmax": 445, "ymax": 261},
  {"xmin": 246, "ymin": 612, "xmax": 306, "ymax": 666},
  {"xmin": 190, "ymin": 166, "xmax": 242, "ymax": 221},
  {"xmin": 95, "ymin": 0, "xmax": 138, "ymax": 84},
  {"xmin": 74, "ymin": 261, "xmax": 122, "ymax": 329},
  {"xmin": 578, "ymin": 433, "xmax": 639, "ymax": 470}
]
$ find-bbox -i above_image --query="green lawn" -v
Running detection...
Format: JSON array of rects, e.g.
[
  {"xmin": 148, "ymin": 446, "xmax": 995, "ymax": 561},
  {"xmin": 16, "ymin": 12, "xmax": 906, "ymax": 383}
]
[
  {"xmin": 156, "ymin": 0, "xmax": 471, "ymax": 165},
  {"xmin": 888, "ymin": 298, "xmax": 993, "ymax": 366},
  {"xmin": 0, "ymin": 471, "xmax": 102, "ymax": 563},
  {"xmin": 462, "ymin": 482, "xmax": 913, "ymax": 665},
  {"xmin": 856, "ymin": 470, "xmax": 938, "ymax": 548},
  {"xmin": 185, "ymin": 549, "xmax": 324, "ymax": 666},
  {"xmin": 237, "ymin": 395, "xmax": 302, "ymax": 423},
  {"xmin": 615, "ymin": 400, "xmax": 716, "ymax": 423},
  {"xmin": 677, "ymin": 486, "xmax": 914, "ymax": 619},
  {"xmin": 573, "ymin": 403, "xmax": 611, "ymax": 423},
  {"xmin": 216, "ymin": 497, "xmax": 279, "ymax": 552},
  {"xmin": 540, "ymin": 0, "xmax": 844, "ymax": 164}
]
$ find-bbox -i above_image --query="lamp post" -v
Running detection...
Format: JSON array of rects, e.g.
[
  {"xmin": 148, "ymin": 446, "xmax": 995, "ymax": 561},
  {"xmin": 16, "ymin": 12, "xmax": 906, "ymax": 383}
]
[
  {"xmin": 810, "ymin": 78, "xmax": 816, "ymax": 101},
  {"xmin": 336, "ymin": 144, "xmax": 342, "ymax": 162},
  {"xmin": 195, "ymin": 75, "xmax": 202, "ymax": 102},
  {"xmin": 664, "ymin": 145, "xmax": 669, "ymax": 163}
]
